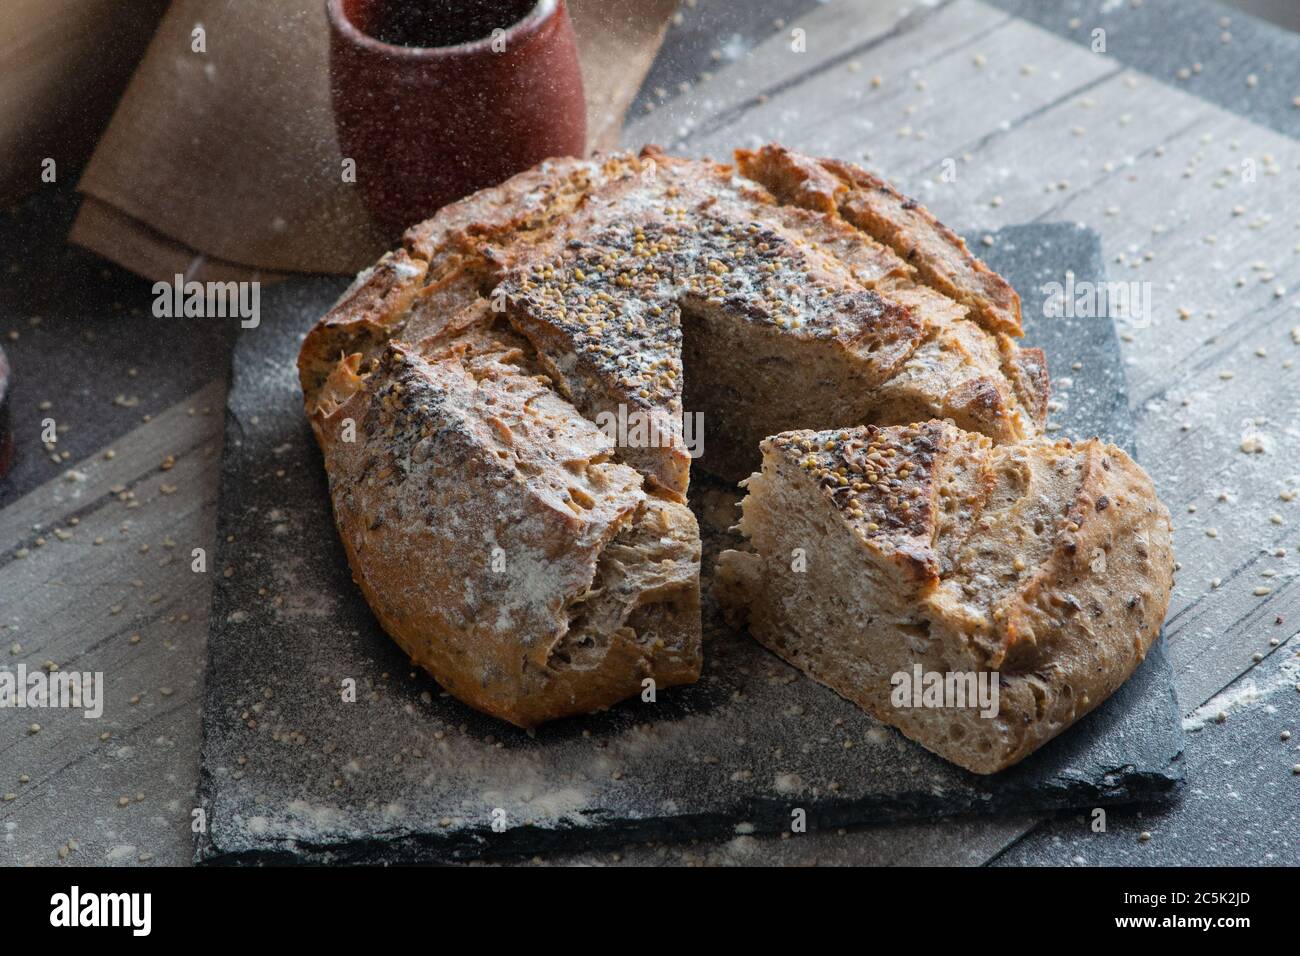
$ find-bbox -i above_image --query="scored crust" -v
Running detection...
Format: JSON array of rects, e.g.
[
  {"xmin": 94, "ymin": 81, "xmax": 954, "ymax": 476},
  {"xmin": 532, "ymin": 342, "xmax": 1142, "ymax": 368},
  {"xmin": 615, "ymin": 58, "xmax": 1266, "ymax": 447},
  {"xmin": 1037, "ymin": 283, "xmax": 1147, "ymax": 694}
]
[
  {"xmin": 716, "ymin": 422, "xmax": 1174, "ymax": 773},
  {"xmin": 311, "ymin": 313, "xmax": 701, "ymax": 727},
  {"xmin": 301, "ymin": 144, "xmax": 1049, "ymax": 490},
  {"xmin": 294, "ymin": 143, "xmax": 1168, "ymax": 746},
  {"xmin": 735, "ymin": 144, "xmax": 1023, "ymax": 338}
]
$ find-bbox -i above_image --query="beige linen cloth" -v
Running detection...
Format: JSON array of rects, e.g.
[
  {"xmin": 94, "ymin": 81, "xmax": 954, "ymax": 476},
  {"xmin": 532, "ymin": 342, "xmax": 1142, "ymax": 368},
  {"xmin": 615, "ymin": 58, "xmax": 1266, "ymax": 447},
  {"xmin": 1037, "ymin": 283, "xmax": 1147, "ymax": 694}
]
[{"xmin": 70, "ymin": 0, "xmax": 677, "ymax": 283}]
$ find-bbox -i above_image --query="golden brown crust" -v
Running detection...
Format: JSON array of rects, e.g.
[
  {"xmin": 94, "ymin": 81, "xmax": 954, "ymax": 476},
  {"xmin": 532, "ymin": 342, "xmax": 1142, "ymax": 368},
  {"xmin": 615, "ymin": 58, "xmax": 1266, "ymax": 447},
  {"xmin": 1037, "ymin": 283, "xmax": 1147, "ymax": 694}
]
[
  {"xmin": 298, "ymin": 249, "xmax": 428, "ymax": 410},
  {"xmin": 999, "ymin": 340, "xmax": 1051, "ymax": 429},
  {"xmin": 736, "ymin": 144, "xmax": 1023, "ymax": 338},
  {"xmin": 311, "ymin": 337, "xmax": 701, "ymax": 727},
  {"xmin": 401, "ymin": 154, "xmax": 642, "ymax": 265}
]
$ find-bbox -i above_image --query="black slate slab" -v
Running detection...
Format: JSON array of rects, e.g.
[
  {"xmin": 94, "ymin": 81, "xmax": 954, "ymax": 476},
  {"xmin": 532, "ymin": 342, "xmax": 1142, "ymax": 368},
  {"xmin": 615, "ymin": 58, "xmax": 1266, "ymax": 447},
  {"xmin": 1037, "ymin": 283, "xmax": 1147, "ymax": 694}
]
[
  {"xmin": 994, "ymin": 633, "xmax": 1299, "ymax": 867},
  {"xmin": 196, "ymin": 222, "xmax": 1184, "ymax": 864}
]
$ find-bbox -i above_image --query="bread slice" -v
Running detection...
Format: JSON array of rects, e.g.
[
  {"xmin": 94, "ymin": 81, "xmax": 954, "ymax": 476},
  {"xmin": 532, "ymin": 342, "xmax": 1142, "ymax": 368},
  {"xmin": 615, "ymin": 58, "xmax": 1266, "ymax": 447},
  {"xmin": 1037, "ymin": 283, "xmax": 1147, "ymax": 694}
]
[
  {"xmin": 717, "ymin": 422, "xmax": 1174, "ymax": 773},
  {"xmin": 307, "ymin": 307, "xmax": 701, "ymax": 727}
]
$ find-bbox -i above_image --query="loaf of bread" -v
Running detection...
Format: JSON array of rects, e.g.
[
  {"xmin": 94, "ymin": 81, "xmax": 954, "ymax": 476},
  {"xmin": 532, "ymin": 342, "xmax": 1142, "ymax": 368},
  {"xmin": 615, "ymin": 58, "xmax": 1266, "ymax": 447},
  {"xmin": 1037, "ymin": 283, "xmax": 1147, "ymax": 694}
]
[
  {"xmin": 716, "ymin": 422, "xmax": 1174, "ymax": 773},
  {"xmin": 298, "ymin": 142, "xmax": 1169, "ymax": 750}
]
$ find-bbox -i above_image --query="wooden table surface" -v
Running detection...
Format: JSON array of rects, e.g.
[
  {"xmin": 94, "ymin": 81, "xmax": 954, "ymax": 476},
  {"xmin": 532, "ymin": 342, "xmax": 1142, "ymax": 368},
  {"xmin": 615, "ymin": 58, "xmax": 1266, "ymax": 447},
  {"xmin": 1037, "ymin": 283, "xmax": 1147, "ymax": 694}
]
[{"xmin": 2, "ymin": 0, "xmax": 1298, "ymax": 866}]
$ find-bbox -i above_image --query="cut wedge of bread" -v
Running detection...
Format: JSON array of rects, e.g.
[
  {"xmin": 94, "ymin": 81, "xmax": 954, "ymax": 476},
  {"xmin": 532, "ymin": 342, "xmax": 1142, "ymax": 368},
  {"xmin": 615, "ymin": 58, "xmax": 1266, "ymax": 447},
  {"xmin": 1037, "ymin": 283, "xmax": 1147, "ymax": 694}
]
[{"xmin": 716, "ymin": 422, "xmax": 1174, "ymax": 773}]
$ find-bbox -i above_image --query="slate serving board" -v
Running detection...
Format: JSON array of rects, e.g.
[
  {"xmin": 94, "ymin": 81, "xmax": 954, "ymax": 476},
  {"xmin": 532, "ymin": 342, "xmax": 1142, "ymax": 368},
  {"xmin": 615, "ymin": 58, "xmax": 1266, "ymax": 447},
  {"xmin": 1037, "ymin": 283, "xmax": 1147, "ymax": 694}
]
[{"xmin": 196, "ymin": 222, "xmax": 1183, "ymax": 864}]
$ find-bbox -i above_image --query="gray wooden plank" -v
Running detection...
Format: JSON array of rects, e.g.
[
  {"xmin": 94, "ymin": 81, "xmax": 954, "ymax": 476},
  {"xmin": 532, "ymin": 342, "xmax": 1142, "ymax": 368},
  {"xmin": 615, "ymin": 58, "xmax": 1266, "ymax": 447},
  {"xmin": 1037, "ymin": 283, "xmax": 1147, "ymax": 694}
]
[
  {"xmin": 634, "ymin": 0, "xmax": 1111, "ymax": 169},
  {"xmin": 0, "ymin": 184, "xmax": 233, "ymax": 507},
  {"xmin": 0, "ymin": 379, "xmax": 224, "ymax": 865},
  {"xmin": 633, "ymin": 0, "xmax": 823, "ymax": 117},
  {"xmin": 986, "ymin": 0, "xmax": 1300, "ymax": 140},
  {"xmin": 633, "ymin": 0, "xmax": 933, "ymax": 149}
]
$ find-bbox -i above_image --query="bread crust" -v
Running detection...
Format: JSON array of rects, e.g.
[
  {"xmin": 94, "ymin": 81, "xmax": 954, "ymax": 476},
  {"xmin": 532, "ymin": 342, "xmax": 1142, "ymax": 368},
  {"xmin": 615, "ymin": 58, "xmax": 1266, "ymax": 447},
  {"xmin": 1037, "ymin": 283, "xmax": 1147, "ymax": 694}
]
[
  {"xmin": 304, "ymin": 144, "xmax": 1046, "ymax": 479},
  {"xmin": 735, "ymin": 144, "xmax": 1023, "ymax": 337},
  {"xmin": 311, "ymin": 334, "xmax": 701, "ymax": 727}
]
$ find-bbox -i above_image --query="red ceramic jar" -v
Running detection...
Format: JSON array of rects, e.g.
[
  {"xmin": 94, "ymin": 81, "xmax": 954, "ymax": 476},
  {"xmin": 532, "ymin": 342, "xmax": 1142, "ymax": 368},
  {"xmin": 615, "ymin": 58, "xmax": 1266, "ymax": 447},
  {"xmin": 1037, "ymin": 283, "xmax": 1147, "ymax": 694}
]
[{"xmin": 326, "ymin": 0, "xmax": 587, "ymax": 235}]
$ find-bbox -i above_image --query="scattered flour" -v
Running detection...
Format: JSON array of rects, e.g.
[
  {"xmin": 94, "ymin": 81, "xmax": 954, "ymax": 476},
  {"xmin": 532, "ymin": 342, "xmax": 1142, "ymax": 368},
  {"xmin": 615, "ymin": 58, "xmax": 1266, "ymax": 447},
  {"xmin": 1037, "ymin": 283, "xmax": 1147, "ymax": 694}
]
[{"xmin": 1183, "ymin": 638, "xmax": 1300, "ymax": 732}]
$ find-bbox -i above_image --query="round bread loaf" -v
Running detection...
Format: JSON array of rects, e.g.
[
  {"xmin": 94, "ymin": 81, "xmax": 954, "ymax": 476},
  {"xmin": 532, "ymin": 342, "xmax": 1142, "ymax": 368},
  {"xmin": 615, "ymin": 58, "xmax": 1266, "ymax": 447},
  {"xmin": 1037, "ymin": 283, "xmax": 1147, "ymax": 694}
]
[{"xmin": 298, "ymin": 143, "xmax": 1170, "ymax": 759}]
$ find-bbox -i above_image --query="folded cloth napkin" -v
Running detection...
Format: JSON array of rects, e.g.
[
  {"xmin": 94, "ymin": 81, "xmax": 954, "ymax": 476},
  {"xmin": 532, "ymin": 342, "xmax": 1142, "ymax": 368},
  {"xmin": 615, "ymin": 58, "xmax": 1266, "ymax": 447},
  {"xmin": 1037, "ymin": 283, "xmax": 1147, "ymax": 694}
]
[{"xmin": 70, "ymin": 0, "xmax": 678, "ymax": 283}]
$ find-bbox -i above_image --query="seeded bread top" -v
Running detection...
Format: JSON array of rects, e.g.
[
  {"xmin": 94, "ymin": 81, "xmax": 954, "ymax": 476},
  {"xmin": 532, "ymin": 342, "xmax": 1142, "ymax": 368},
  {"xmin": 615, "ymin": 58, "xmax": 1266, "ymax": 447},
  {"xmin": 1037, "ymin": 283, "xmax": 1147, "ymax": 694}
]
[
  {"xmin": 300, "ymin": 144, "xmax": 1048, "ymax": 500},
  {"xmin": 737, "ymin": 144, "xmax": 1023, "ymax": 337},
  {"xmin": 763, "ymin": 422, "xmax": 1171, "ymax": 670}
]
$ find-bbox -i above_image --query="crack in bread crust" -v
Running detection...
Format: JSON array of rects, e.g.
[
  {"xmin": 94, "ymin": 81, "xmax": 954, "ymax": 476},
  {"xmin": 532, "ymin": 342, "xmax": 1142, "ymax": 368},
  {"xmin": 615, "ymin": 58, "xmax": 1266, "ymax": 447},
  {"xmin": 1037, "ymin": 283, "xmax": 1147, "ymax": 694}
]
[{"xmin": 313, "ymin": 335, "xmax": 701, "ymax": 727}]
